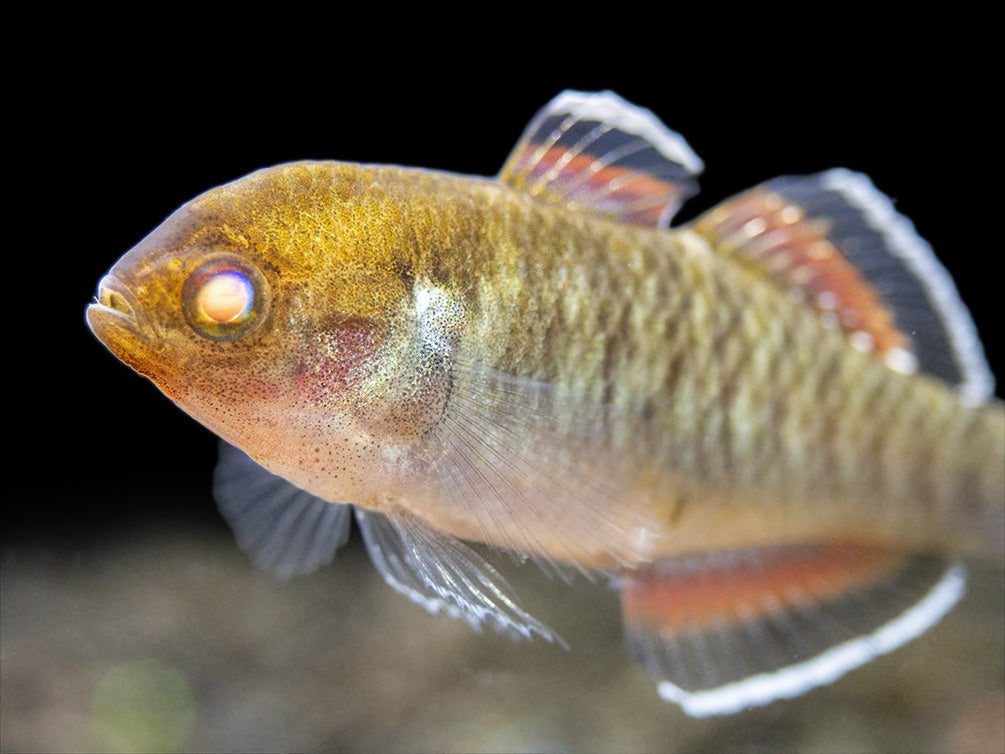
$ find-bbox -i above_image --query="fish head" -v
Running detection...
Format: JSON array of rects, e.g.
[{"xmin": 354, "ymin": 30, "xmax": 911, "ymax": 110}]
[{"xmin": 87, "ymin": 162, "xmax": 459, "ymax": 506}]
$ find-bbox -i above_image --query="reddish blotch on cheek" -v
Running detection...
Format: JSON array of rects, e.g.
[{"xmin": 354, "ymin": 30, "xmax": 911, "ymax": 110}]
[{"xmin": 292, "ymin": 318, "xmax": 378, "ymax": 406}]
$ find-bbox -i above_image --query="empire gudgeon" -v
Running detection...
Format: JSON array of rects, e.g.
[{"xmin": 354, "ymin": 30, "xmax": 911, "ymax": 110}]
[{"xmin": 87, "ymin": 91, "xmax": 1004, "ymax": 716}]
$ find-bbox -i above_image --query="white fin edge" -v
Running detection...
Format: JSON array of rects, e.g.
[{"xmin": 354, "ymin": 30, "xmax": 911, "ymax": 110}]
[
  {"xmin": 547, "ymin": 91, "xmax": 705, "ymax": 175},
  {"xmin": 658, "ymin": 561, "xmax": 966, "ymax": 717},
  {"xmin": 820, "ymin": 169, "xmax": 994, "ymax": 405},
  {"xmin": 354, "ymin": 507, "xmax": 564, "ymax": 645}
]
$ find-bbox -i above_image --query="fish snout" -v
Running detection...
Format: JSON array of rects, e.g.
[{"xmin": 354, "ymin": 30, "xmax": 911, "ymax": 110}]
[
  {"xmin": 94, "ymin": 274, "xmax": 136, "ymax": 318},
  {"xmin": 86, "ymin": 274, "xmax": 162, "ymax": 346}
]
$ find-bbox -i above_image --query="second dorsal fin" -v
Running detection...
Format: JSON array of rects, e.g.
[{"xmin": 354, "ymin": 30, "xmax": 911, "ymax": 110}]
[{"xmin": 692, "ymin": 169, "xmax": 994, "ymax": 403}]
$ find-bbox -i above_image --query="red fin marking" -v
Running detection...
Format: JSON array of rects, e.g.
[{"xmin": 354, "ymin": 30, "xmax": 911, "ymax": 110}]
[
  {"xmin": 621, "ymin": 542, "xmax": 899, "ymax": 633},
  {"xmin": 506, "ymin": 144, "xmax": 688, "ymax": 227},
  {"xmin": 693, "ymin": 188, "xmax": 910, "ymax": 359}
]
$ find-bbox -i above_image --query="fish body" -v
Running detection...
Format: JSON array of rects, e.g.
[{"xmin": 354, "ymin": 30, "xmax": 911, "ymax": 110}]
[{"xmin": 88, "ymin": 92, "xmax": 1004, "ymax": 716}]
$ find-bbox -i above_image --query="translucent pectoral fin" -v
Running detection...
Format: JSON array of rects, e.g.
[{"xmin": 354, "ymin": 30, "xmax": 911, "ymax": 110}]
[
  {"xmin": 620, "ymin": 542, "xmax": 965, "ymax": 717},
  {"xmin": 213, "ymin": 442, "xmax": 354, "ymax": 578},
  {"xmin": 422, "ymin": 359, "xmax": 663, "ymax": 575},
  {"xmin": 355, "ymin": 507, "xmax": 563, "ymax": 644}
]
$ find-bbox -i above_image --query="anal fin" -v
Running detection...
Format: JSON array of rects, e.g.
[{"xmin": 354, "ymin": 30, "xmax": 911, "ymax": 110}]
[{"xmin": 620, "ymin": 542, "xmax": 965, "ymax": 717}]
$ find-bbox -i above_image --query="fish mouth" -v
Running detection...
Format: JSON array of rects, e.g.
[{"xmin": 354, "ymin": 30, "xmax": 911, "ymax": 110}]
[{"xmin": 86, "ymin": 274, "xmax": 163, "ymax": 349}]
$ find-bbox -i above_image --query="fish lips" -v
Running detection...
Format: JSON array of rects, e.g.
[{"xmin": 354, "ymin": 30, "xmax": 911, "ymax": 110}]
[{"xmin": 86, "ymin": 273, "xmax": 166, "ymax": 377}]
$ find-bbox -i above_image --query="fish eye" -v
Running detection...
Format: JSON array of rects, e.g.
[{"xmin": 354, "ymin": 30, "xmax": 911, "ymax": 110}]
[{"xmin": 183, "ymin": 254, "xmax": 269, "ymax": 341}]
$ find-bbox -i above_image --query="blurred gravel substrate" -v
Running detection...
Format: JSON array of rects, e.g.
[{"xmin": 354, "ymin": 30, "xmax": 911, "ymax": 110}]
[{"xmin": 2, "ymin": 521, "xmax": 1002, "ymax": 753}]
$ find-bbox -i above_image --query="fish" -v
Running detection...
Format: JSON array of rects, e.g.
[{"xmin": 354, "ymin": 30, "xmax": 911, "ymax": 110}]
[{"xmin": 87, "ymin": 90, "xmax": 1004, "ymax": 717}]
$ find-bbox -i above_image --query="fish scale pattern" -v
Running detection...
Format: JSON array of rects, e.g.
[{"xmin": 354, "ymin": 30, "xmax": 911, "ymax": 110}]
[
  {"xmin": 172, "ymin": 160, "xmax": 1001, "ymax": 556},
  {"xmin": 400, "ymin": 175, "xmax": 1004, "ymax": 554}
]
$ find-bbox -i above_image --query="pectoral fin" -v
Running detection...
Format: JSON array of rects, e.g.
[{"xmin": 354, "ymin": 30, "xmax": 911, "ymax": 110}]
[
  {"xmin": 423, "ymin": 358, "xmax": 663, "ymax": 574},
  {"xmin": 620, "ymin": 542, "xmax": 965, "ymax": 717}
]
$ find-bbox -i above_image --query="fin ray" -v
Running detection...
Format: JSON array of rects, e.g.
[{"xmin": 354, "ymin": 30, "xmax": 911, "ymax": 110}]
[{"xmin": 355, "ymin": 507, "xmax": 562, "ymax": 644}]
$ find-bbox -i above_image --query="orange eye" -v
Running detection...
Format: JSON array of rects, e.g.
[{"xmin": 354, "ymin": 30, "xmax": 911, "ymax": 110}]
[{"xmin": 183, "ymin": 254, "xmax": 268, "ymax": 341}]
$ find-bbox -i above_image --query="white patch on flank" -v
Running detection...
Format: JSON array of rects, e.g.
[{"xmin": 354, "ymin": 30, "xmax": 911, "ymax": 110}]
[
  {"xmin": 413, "ymin": 281, "xmax": 461, "ymax": 354},
  {"xmin": 820, "ymin": 169, "xmax": 993, "ymax": 405},
  {"xmin": 658, "ymin": 562, "xmax": 966, "ymax": 717}
]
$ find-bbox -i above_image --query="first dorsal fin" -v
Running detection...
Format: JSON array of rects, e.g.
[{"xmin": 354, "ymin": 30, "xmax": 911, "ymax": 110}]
[
  {"xmin": 499, "ymin": 91, "xmax": 703, "ymax": 228},
  {"xmin": 691, "ymin": 169, "xmax": 994, "ymax": 403},
  {"xmin": 621, "ymin": 542, "xmax": 966, "ymax": 717}
]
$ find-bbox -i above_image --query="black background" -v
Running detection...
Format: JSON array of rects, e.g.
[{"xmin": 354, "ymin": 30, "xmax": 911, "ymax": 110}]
[{"xmin": 11, "ymin": 40, "xmax": 1001, "ymax": 547}]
